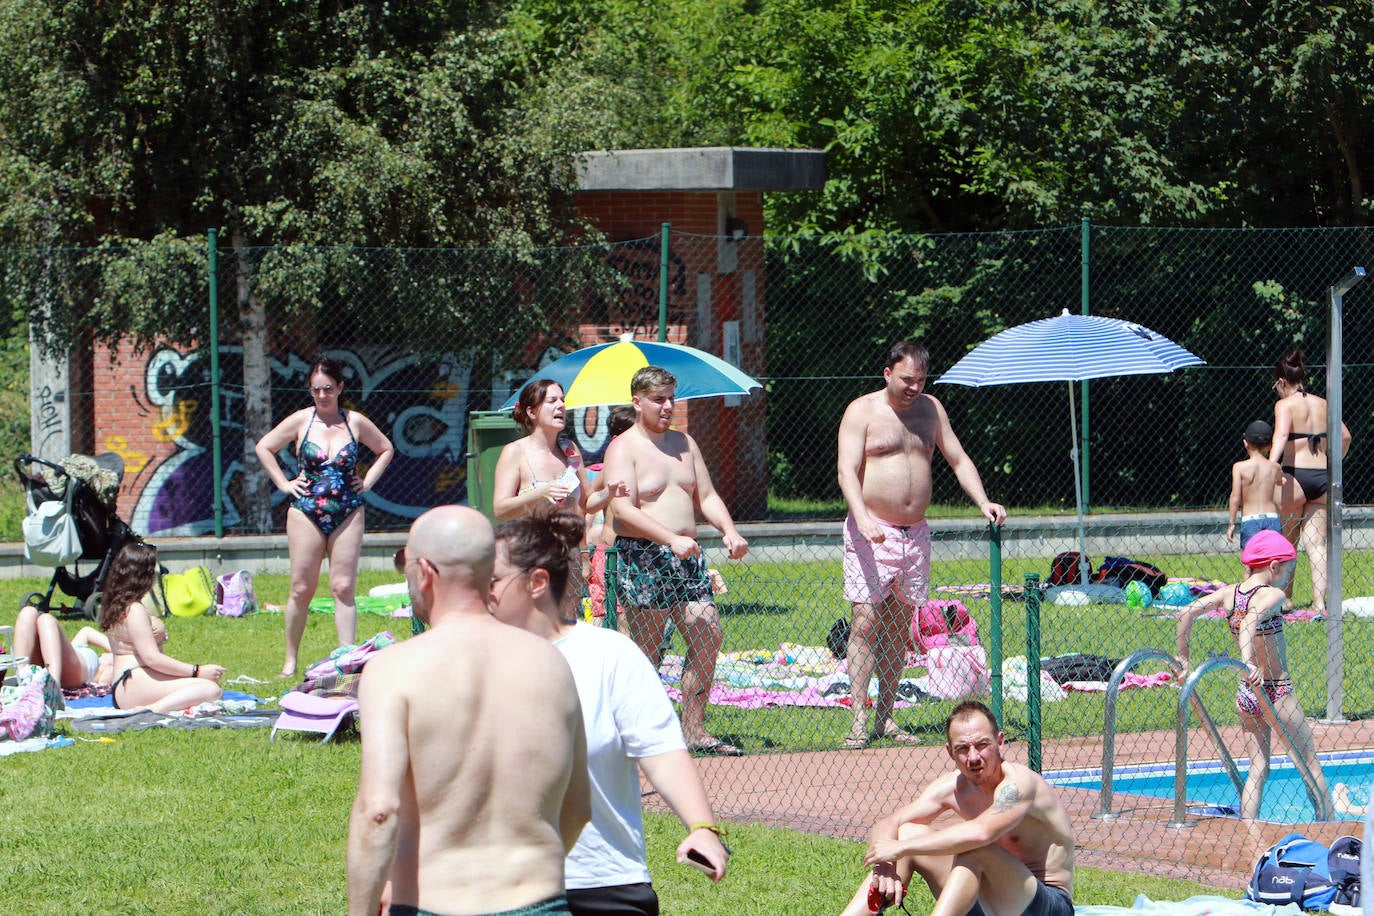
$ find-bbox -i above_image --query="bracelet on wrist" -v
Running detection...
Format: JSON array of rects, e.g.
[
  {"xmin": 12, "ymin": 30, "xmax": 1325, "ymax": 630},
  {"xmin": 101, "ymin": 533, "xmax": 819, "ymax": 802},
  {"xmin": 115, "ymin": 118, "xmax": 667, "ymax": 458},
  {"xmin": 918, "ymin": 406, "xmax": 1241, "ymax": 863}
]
[
  {"xmin": 688, "ymin": 821, "xmax": 726, "ymax": 837},
  {"xmin": 192, "ymin": 664, "xmax": 200, "ymax": 678}
]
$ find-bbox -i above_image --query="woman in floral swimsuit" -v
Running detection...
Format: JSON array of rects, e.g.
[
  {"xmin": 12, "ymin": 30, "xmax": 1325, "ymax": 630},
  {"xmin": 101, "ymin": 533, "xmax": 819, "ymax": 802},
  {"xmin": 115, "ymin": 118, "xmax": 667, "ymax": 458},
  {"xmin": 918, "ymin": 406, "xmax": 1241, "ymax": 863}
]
[
  {"xmin": 1175, "ymin": 529, "xmax": 1332, "ymax": 819},
  {"xmin": 255, "ymin": 356, "xmax": 394, "ymax": 678}
]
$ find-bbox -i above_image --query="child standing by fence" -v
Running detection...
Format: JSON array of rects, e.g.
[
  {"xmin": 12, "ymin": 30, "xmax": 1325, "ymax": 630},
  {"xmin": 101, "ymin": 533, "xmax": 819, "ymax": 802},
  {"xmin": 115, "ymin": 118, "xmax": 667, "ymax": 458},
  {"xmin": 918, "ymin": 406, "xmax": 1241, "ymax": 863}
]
[{"xmin": 1227, "ymin": 420, "xmax": 1282, "ymax": 547}]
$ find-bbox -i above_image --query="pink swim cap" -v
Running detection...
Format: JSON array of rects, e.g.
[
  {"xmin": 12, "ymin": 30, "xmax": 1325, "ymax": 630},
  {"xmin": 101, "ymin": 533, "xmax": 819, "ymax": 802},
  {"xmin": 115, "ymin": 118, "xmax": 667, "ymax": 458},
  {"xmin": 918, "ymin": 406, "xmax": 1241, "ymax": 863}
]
[{"xmin": 1240, "ymin": 530, "xmax": 1296, "ymax": 568}]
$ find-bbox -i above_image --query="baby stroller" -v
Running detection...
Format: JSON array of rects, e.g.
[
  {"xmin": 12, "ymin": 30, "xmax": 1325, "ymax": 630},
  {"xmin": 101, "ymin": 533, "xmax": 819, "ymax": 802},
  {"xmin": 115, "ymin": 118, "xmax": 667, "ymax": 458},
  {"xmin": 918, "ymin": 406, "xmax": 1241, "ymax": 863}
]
[{"xmin": 15, "ymin": 452, "xmax": 141, "ymax": 621}]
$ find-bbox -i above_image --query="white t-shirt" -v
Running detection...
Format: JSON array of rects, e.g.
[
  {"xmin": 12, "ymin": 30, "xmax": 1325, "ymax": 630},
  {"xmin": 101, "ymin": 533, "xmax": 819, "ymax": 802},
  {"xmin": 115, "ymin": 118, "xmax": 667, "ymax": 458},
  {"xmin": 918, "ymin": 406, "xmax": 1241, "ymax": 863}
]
[{"xmin": 556, "ymin": 622, "xmax": 686, "ymax": 890}]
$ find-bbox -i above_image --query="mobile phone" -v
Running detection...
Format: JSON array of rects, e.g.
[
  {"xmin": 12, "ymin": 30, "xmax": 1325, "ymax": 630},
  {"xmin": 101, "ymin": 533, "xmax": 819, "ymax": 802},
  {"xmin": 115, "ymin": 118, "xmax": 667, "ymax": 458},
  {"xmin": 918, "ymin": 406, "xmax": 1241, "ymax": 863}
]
[{"xmin": 685, "ymin": 843, "xmax": 731, "ymax": 876}]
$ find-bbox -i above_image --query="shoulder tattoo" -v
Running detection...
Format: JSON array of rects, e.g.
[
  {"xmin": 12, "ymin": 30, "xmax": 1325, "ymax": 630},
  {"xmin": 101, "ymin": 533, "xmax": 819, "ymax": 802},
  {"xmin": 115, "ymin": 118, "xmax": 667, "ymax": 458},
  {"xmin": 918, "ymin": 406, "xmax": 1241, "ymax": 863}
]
[{"xmin": 992, "ymin": 781, "xmax": 1022, "ymax": 812}]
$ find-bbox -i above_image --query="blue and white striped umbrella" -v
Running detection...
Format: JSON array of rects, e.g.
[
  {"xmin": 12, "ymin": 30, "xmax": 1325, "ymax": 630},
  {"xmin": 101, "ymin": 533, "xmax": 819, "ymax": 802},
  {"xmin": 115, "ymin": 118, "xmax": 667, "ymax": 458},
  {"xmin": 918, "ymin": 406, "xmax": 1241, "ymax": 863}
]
[
  {"xmin": 935, "ymin": 312, "xmax": 1205, "ymax": 386},
  {"xmin": 935, "ymin": 311, "xmax": 1205, "ymax": 584}
]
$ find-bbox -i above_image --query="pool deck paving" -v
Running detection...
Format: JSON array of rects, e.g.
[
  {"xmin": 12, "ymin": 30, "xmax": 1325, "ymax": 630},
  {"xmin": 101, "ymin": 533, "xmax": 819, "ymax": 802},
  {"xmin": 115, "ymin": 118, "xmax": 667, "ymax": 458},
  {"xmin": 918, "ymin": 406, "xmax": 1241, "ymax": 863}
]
[{"xmin": 648, "ymin": 716, "xmax": 1374, "ymax": 890}]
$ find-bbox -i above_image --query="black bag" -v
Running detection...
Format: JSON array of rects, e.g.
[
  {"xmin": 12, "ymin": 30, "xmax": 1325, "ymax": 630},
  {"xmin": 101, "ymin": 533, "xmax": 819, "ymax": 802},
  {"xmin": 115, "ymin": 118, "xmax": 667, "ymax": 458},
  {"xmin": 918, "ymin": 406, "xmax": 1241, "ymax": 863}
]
[
  {"xmin": 1041, "ymin": 653, "xmax": 1121, "ymax": 684},
  {"xmin": 1328, "ymin": 835, "xmax": 1362, "ymax": 906},
  {"xmin": 1048, "ymin": 551, "xmax": 1090, "ymax": 586},
  {"xmin": 827, "ymin": 617, "xmax": 851, "ymax": 659},
  {"xmin": 1093, "ymin": 556, "xmax": 1167, "ymax": 596}
]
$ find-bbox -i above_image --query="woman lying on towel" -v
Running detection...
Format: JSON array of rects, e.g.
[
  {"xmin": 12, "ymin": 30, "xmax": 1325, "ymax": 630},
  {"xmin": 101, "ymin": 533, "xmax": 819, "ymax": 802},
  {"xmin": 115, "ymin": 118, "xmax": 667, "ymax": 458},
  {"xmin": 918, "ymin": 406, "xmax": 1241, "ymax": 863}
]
[
  {"xmin": 491, "ymin": 505, "xmax": 730, "ymax": 916},
  {"xmin": 11, "ymin": 604, "xmax": 114, "ymax": 690},
  {"xmin": 100, "ymin": 542, "xmax": 225, "ymax": 713}
]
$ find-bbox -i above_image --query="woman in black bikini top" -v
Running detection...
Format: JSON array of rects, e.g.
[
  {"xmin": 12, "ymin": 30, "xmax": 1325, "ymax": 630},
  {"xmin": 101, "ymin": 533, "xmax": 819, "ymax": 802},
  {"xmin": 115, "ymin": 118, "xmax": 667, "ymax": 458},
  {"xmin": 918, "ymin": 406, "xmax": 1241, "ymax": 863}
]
[
  {"xmin": 100, "ymin": 541, "xmax": 227, "ymax": 714},
  {"xmin": 1268, "ymin": 348, "xmax": 1352, "ymax": 616}
]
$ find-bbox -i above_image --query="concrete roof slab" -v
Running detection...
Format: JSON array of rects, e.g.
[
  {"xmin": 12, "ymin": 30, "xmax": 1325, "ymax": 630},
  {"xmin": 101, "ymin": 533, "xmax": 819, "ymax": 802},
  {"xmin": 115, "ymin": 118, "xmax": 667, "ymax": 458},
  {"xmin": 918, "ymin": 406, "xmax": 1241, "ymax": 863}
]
[{"xmin": 575, "ymin": 147, "xmax": 826, "ymax": 192}]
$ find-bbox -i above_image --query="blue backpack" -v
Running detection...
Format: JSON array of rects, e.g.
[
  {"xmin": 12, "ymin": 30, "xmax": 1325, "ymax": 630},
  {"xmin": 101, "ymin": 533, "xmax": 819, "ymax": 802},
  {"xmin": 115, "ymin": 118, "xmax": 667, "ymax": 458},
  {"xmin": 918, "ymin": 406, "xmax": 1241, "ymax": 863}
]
[{"xmin": 1245, "ymin": 833, "xmax": 1339, "ymax": 910}]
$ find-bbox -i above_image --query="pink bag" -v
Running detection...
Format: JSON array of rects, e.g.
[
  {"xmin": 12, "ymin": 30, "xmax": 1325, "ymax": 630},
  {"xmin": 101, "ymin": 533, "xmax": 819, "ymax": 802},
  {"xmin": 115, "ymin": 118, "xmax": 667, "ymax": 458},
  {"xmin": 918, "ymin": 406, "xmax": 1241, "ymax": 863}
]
[
  {"xmin": 214, "ymin": 570, "xmax": 257, "ymax": 617},
  {"xmin": 925, "ymin": 645, "xmax": 991, "ymax": 701},
  {"xmin": 0, "ymin": 668, "xmax": 62, "ymax": 741},
  {"xmin": 912, "ymin": 599, "xmax": 979, "ymax": 651}
]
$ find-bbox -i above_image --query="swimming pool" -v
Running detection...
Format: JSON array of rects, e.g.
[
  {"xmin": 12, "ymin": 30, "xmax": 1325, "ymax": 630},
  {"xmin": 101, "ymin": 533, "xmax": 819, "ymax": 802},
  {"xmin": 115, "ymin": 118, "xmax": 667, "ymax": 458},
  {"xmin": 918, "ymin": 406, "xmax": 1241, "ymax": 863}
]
[{"xmin": 1048, "ymin": 750, "xmax": 1374, "ymax": 823}]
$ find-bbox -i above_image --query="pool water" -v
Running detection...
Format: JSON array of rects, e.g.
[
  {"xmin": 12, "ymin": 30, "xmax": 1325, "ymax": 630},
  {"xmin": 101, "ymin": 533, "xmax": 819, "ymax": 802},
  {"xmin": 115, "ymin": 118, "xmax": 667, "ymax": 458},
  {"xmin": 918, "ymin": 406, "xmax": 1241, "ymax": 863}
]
[{"xmin": 1048, "ymin": 750, "xmax": 1373, "ymax": 822}]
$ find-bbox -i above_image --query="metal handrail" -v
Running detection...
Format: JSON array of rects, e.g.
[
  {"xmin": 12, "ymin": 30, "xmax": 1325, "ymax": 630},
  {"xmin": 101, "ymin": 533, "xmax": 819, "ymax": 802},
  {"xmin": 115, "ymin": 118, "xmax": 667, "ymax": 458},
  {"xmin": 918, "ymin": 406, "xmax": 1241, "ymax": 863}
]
[
  {"xmin": 1098, "ymin": 649, "xmax": 1191, "ymax": 818},
  {"xmin": 1097, "ymin": 649, "xmax": 1242, "ymax": 819},
  {"xmin": 1172, "ymin": 655, "xmax": 1333, "ymax": 825}
]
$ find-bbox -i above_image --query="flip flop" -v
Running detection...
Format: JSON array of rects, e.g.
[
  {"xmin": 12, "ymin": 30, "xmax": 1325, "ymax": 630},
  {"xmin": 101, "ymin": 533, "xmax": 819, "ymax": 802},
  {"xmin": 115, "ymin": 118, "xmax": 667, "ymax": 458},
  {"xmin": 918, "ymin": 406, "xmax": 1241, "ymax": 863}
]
[
  {"xmin": 841, "ymin": 734, "xmax": 870, "ymax": 751},
  {"xmin": 689, "ymin": 739, "xmax": 744, "ymax": 757},
  {"xmin": 871, "ymin": 727, "xmax": 922, "ymax": 746}
]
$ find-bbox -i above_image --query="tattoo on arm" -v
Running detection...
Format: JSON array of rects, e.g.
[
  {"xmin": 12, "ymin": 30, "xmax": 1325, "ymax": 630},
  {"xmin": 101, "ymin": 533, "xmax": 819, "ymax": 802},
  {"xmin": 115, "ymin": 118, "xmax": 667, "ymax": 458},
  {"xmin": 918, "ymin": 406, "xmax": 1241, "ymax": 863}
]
[{"xmin": 992, "ymin": 781, "xmax": 1022, "ymax": 813}]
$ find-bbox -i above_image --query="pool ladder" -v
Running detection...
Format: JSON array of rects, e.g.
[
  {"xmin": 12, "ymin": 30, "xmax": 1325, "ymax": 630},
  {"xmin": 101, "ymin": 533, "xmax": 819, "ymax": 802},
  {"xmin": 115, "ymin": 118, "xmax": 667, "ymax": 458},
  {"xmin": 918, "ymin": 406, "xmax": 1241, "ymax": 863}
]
[{"xmin": 1096, "ymin": 649, "xmax": 1333, "ymax": 826}]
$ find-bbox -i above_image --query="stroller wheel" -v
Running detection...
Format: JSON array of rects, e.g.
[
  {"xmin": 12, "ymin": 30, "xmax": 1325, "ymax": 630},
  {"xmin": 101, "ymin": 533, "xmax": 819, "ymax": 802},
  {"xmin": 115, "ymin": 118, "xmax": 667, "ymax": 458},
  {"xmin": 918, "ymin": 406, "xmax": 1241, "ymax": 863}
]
[
  {"xmin": 24, "ymin": 592, "xmax": 48, "ymax": 612},
  {"xmin": 82, "ymin": 590, "xmax": 101, "ymax": 622}
]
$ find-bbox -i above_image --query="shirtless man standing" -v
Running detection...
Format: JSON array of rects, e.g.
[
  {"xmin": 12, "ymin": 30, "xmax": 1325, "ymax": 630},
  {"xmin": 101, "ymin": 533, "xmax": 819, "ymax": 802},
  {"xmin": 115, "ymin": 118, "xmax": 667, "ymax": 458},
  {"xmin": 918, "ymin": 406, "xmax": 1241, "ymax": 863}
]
[
  {"xmin": 347, "ymin": 505, "xmax": 590, "ymax": 916},
  {"xmin": 839, "ymin": 701, "xmax": 1075, "ymax": 916},
  {"xmin": 837, "ymin": 341, "xmax": 1005, "ymax": 749},
  {"xmin": 603, "ymin": 366, "xmax": 749, "ymax": 757}
]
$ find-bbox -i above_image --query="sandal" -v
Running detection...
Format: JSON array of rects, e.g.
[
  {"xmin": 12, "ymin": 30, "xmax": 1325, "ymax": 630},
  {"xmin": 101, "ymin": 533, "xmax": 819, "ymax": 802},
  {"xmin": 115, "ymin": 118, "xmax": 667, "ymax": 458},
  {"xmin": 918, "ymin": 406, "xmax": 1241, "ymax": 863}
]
[
  {"xmin": 871, "ymin": 726, "xmax": 922, "ymax": 746},
  {"xmin": 841, "ymin": 734, "xmax": 870, "ymax": 751},
  {"xmin": 689, "ymin": 739, "xmax": 744, "ymax": 757}
]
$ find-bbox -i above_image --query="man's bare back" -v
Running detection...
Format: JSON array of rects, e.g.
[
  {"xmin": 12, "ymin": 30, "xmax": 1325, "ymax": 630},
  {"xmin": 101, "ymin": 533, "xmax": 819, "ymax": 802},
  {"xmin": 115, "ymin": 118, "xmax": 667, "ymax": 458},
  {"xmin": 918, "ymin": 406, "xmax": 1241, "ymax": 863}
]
[
  {"xmin": 359, "ymin": 619, "xmax": 584, "ymax": 913},
  {"xmin": 348, "ymin": 505, "xmax": 589, "ymax": 916}
]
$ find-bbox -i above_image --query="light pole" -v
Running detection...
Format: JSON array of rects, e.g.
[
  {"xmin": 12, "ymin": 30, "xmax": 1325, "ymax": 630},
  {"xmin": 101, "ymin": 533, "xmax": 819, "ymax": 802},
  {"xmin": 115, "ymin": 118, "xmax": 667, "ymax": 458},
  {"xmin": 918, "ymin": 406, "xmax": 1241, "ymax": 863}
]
[{"xmin": 1322, "ymin": 266, "xmax": 1363, "ymax": 722}]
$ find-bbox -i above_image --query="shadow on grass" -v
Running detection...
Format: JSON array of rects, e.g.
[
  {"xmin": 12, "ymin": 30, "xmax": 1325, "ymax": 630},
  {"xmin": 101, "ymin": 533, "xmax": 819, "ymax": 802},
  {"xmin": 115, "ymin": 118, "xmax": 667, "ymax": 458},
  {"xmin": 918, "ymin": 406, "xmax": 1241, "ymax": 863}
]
[{"xmin": 719, "ymin": 601, "xmax": 794, "ymax": 617}]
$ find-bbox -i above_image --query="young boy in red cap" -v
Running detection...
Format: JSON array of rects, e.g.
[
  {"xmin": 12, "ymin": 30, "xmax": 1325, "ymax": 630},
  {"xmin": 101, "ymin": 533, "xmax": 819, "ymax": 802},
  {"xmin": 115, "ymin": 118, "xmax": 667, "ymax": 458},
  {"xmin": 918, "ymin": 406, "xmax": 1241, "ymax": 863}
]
[{"xmin": 1174, "ymin": 529, "xmax": 1332, "ymax": 819}]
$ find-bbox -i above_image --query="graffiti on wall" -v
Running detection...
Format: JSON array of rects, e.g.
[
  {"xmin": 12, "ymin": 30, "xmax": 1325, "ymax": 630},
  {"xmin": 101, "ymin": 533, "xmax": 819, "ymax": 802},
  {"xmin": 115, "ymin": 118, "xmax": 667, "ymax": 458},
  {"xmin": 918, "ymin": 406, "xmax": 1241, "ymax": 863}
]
[
  {"xmin": 115, "ymin": 346, "xmax": 474, "ymax": 536},
  {"xmin": 587, "ymin": 237, "xmax": 689, "ymax": 337}
]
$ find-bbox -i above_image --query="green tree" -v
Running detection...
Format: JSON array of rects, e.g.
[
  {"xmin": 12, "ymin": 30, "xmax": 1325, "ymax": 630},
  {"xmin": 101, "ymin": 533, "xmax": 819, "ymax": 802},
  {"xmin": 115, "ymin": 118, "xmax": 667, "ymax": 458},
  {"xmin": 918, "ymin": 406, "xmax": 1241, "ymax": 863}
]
[{"xmin": 0, "ymin": 0, "xmax": 599, "ymax": 528}]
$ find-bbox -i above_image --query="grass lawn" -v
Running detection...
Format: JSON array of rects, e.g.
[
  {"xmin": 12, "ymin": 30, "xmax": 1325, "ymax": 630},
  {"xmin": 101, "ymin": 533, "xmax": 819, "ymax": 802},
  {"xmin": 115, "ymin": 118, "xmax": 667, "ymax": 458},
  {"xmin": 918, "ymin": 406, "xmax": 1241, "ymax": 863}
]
[{"xmin": 0, "ymin": 565, "xmax": 1291, "ymax": 912}]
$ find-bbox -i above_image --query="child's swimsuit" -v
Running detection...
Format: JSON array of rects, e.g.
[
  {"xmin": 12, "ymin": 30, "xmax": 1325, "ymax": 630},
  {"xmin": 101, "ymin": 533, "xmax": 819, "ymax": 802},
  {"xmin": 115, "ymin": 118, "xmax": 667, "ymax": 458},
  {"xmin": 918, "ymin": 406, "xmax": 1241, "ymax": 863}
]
[
  {"xmin": 293, "ymin": 410, "xmax": 363, "ymax": 535},
  {"xmin": 1227, "ymin": 582, "xmax": 1291, "ymax": 717}
]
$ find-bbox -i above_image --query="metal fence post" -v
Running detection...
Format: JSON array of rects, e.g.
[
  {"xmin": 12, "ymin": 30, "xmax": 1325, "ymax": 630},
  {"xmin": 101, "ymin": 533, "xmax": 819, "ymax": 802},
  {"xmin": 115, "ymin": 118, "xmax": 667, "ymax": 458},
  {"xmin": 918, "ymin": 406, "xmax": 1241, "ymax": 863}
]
[
  {"xmin": 1323, "ymin": 266, "xmax": 1363, "ymax": 722},
  {"xmin": 207, "ymin": 227, "xmax": 223, "ymax": 539},
  {"xmin": 658, "ymin": 222, "xmax": 670, "ymax": 342},
  {"xmin": 1080, "ymin": 216, "xmax": 1091, "ymax": 511},
  {"xmin": 989, "ymin": 522, "xmax": 1003, "ymax": 726},
  {"xmin": 1025, "ymin": 573, "xmax": 1042, "ymax": 772},
  {"xmin": 604, "ymin": 547, "xmax": 619, "ymax": 631}
]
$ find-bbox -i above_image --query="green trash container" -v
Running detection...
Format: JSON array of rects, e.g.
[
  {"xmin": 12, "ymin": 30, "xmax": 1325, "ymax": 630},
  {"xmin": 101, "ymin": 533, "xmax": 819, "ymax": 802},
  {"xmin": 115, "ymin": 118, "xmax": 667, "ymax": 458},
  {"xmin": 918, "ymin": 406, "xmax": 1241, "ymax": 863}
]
[{"xmin": 466, "ymin": 410, "xmax": 522, "ymax": 521}]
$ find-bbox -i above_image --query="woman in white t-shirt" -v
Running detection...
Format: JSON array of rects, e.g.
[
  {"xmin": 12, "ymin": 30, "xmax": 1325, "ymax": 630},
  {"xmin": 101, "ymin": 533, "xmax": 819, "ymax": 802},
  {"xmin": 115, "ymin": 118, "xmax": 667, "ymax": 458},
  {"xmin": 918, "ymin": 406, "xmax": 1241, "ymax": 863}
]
[{"xmin": 491, "ymin": 506, "xmax": 729, "ymax": 916}]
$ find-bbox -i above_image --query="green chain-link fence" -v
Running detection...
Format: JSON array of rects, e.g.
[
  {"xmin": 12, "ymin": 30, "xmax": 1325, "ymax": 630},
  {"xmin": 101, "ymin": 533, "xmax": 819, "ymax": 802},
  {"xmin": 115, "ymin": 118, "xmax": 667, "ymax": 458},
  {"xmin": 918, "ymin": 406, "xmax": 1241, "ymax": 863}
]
[{"xmin": 6, "ymin": 223, "xmax": 1374, "ymax": 883}]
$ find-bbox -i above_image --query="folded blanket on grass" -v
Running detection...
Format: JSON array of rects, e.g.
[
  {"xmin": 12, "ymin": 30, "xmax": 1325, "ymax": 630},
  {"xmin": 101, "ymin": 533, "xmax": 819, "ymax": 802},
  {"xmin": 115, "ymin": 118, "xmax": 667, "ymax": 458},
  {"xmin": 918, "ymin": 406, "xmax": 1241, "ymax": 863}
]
[
  {"xmin": 67, "ymin": 707, "xmax": 279, "ymax": 734},
  {"xmin": 59, "ymin": 689, "xmax": 272, "ymax": 734},
  {"xmin": 1076, "ymin": 893, "xmax": 1302, "ymax": 916},
  {"xmin": 657, "ymin": 647, "xmax": 1173, "ymax": 709},
  {"xmin": 272, "ymin": 596, "xmax": 411, "ymax": 617}
]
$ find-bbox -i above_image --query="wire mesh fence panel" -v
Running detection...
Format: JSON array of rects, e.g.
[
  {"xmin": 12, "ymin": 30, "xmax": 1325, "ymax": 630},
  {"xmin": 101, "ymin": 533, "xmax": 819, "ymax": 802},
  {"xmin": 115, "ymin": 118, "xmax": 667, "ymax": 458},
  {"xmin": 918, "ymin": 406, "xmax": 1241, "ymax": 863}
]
[{"xmin": 6, "ymin": 224, "xmax": 1374, "ymax": 884}]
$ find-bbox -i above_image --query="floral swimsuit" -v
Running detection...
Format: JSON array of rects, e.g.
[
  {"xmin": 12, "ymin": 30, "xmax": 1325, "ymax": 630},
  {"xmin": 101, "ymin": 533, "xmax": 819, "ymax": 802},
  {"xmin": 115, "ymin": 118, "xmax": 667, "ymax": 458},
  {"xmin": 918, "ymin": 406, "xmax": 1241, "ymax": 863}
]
[{"xmin": 293, "ymin": 410, "xmax": 363, "ymax": 535}]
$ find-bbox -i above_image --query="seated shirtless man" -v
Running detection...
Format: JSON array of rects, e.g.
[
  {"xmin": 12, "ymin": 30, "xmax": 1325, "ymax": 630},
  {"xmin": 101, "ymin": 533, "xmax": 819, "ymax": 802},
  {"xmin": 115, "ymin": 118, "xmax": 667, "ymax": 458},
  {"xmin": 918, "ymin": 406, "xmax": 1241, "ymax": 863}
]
[{"xmin": 839, "ymin": 701, "xmax": 1074, "ymax": 916}]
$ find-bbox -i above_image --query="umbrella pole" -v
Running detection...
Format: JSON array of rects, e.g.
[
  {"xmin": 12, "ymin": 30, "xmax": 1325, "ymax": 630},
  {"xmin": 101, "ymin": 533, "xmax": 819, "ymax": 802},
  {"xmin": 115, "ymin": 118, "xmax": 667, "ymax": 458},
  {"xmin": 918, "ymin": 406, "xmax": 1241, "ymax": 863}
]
[{"xmin": 1068, "ymin": 382, "xmax": 1089, "ymax": 585}]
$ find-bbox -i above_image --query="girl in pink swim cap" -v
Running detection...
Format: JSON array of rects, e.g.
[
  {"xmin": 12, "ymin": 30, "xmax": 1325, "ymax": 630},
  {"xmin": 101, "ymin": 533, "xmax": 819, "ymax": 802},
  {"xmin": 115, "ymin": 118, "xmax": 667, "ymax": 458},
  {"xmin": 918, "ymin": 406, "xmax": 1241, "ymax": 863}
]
[
  {"xmin": 1239, "ymin": 528, "xmax": 1297, "ymax": 568},
  {"xmin": 1175, "ymin": 526, "xmax": 1332, "ymax": 819}
]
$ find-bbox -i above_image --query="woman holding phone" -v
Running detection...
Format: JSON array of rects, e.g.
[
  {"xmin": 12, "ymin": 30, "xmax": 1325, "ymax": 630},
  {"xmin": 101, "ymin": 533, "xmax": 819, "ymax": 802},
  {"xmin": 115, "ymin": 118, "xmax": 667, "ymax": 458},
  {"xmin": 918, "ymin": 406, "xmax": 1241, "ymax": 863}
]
[{"xmin": 490, "ymin": 505, "xmax": 729, "ymax": 915}]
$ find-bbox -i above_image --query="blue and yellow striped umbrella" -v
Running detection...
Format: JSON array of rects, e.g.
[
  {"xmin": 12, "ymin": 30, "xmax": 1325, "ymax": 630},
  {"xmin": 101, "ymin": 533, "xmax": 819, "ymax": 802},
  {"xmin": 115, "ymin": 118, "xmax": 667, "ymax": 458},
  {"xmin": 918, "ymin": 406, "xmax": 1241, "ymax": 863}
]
[{"xmin": 501, "ymin": 339, "xmax": 761, "ymax": 410}]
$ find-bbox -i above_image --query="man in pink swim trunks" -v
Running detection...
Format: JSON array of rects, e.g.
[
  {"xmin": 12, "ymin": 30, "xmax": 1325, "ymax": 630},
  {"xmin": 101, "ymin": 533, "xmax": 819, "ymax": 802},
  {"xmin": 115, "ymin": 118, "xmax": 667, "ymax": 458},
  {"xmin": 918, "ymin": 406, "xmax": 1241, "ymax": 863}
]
[{"xmin": 836, "ymin": 341, "xmax": 1006, "ymax": 750}]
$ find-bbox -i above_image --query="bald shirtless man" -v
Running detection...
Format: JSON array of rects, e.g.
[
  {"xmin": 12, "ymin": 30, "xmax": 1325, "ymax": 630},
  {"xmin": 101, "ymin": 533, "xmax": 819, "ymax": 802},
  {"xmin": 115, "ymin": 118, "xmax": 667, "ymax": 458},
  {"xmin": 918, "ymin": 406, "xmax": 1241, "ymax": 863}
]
[
  {"xmin": 603, "ymin": 366, "xmax": 749, "ymax": 757},
  {"xmin": 839, "ymin": 701, "xmax": 1075, "ymax": 916},
  {"xmin": 347, "ymin": 505, "xmax": 590, "ymax": 916},
  {"xmin": 838, "ymin": 341, "xmax": 1006, "ymax": 749}
]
